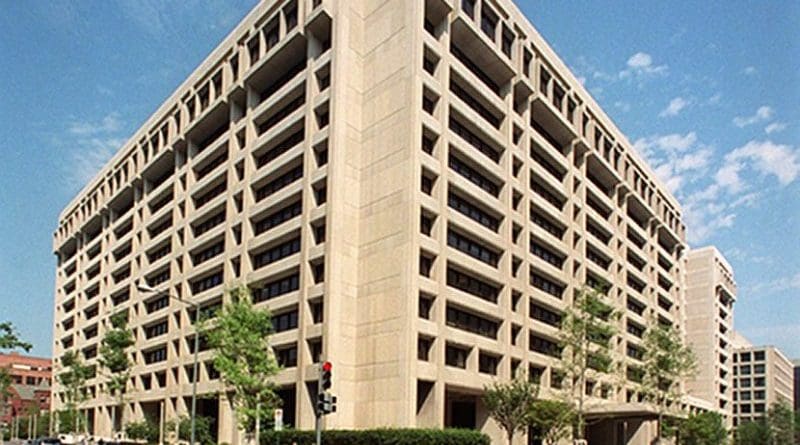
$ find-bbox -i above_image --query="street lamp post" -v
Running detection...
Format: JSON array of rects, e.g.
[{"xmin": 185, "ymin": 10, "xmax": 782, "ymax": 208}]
[{"xmin": 138, "ymin": 282, "xmax": 200, "ymax": 445}]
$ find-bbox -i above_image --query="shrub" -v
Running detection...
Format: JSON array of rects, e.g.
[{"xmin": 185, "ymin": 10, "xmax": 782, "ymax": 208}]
[
  {"xmin": 124, "ymin": 419, "xmax": 159, "ymax": 444},
  {"xmin": 165, "ymin": 415, "xmax": 215, "ymax": 445},
  {"xmin": 259, "ymin": 428, "xmax": 489, "ymax": 445}
]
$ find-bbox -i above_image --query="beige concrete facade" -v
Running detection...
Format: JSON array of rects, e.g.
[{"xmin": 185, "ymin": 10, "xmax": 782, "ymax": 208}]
[
  {"xmin": 731, "ymin": 334, "xmax": 795, "ymax": 427},
  {"xmin": 684, "ymin": 247, "xmax": 736, "ymax": 427},
  {"xmin": 52, "ymin": 1, "xmax": 697, "ymax": 444}
]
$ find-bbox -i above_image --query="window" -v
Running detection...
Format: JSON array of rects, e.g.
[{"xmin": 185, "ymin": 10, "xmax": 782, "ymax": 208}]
[
  {"xmin": 529, "ymin": 302, "xmax": 561, "ymax": 327},
  {"xmin": 144, "ymin": 346, "xmax": 167, "ymax": 364},
  {"xmin": 192, "ymin": 241, "xmax": 225, "ymax": 266},
  {"xmin": 275, "ymin": 345, "xmax": 297, "ymax": 367},
  {"xmin": 418, "ymin": 337, "xmax": 432, "ymax": 361},
  {"xmin": 191, "ymin": 272, "xmax": 223, "ymax": 294},
  {"xmin": 194, "ymin": 181, "xmax": 227, "ymax": 209},
  {"xmin": 479, "ymin": 353, "xmax": 499, "ymax": 375},
  {"xmin": 253, "ymin": 237, "xmax": 301, "ymax": 269},
  {"xmin": 446, "ymin": 305, "xmax": 498, "ymax": 339},
  {"xmin": 255, "ymin": 129, "xmax": 304, "ymax": 168},
  {"xmin": 448, "ymin": 154, "xmax": 500, "ymax": 197},
  {"xmin": 529, "ymin": 334, "xmax": 561, "ymax": 358},
  {"xmin": 530, "ymin": 208, "xmax": 565, "ymax": 239},
  {"xmin": 449, "ymin": 117, "xmax": 500, "ymax": 163},
  {"xmin": 529, "ymin": 271, "xmax": 564, "ymax": 299},
  {"xmin": 272, "ymin": 310, "xmax": 298, "ymax": 332},
  {"xmin": 445, "ymin": 344, "xmax": 468, "ymax": 369},
  {"xmin": 254, "ymin": 201, "xmax": 302, "ymax": 235},
  {"xmin": 448, "ymin": 193, "xmax": 499, "ymax": 232},
  {"xmin": 480, "ymin": 7, "xmax": 497, "ymax": 39},
  {"xmin": 753, "ymin": 364, "xmax": 765, "ymax": 374},
  {"xmin": 146, "ymin": 295, "xmax": 169, "ymax": 314},
  {"xmin": 753, "ymin": 351, "xmax": 765, "ymax": 361},
  {"xmin": 419, "ymin": 253, "xmax": 433, "ymax": 278},
  {"xmin": 447, "ymin": 229, "xmax": 500, "ymax": 267},
  {"xmin": 253, "ymin": 273, "xmax": 300, "ymax": 303},
  {"xmin": 311, "ymin": 301, "xmax": 324, "ymax": 323},
  {"xmin": 145, "ymin": 320, "xmax": 168, "ymax": 339},
  {"xmin": 461, "ymin": 0, "xmax": 475, "ymax": 18},
  {"xmin": 254, "ymin": 165, "xmax": 303, "ymax": 202},
  {"xmin": 418, "ymin": 294, "xmax": 433, "ymax": 319},
  {"xmin": 446, "ymin": 267, "xmax": 499, "ymax": 303},
  {"xmin": 530, "ymin": 240, "xmax": 565, "ymax": 268}
]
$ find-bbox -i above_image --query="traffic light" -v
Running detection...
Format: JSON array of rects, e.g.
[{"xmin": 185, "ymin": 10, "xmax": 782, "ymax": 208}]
[
  {"xmin": 320, "ymin": 360, "xmax": 332, "ymax": 391},
  {"xmin": 316, "ymin": 392, "xmax": 337, "ymax": 415}
]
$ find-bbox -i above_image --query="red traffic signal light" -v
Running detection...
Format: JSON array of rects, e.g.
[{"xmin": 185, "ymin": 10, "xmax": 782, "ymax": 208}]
[{"xmin": 322, "ymin": 361, "xmax": 332, "ymax": 372}]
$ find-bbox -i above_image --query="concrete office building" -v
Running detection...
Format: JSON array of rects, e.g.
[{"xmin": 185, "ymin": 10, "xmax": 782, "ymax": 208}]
[
  {"xmin": 684, "ymin": 247, "xmax": 736, "ymax": 427},
  {"xmin": 793, "ymin": 359, "xmax": 800, "ymax": 411},
  {"xmin": 52, "ymin": 0, "xmax": 692, "ymax": 443},
  {"xmin": 731, "ymin": 333, "xmax": 795, "ymax": 427}
]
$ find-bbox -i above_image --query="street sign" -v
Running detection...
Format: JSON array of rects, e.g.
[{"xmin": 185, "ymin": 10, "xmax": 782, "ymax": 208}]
[{"xmin": 274, "ymin": 408, "xmax": 283, "ymax": 431}]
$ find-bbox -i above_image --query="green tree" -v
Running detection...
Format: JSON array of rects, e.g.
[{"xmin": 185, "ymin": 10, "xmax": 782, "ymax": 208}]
[
  {"xmin": 58, "ymin": 351, "xmax": 93, "ymax": 433},
  {"xmin": 640, "ymin": 319, "xmax": 697, "ymax": 442},
  {"xmin": 767, "ymin": 401, "xmax": 794, "ymax": 445},
  {"xmin": 165, "ymin": 415, "xmax": 215, "ymax": 445},
  {"xmin": 0, "ymin": 322, "xmax": 31, "ymax": 351},
  {"xmin": 99, "ymin": 310, "xmax": 135, "ymax": 435},
  {"xmin": 528, "ymin": 399, "xmax": 575, "ymax": 445},
  {"xmin": 735, "ymin": 419, "xmax": 770, "ymax": 445},
  {"xmin": 124, "ymin": 419, "xmax": 159, "ymax": 443},
  {"xmin": 0, "ymin": 321, "xmax": 32, "ymax": 413},
  {"xmin": 558, "ymin": 285, "xmax": 620, "ymax": 441},
  {"xmin": 794, "ymin": 409, "xmax": 799, "ymax": 445},
  {"xmin": 206, "ymin": 285, "xmax": 281, "ymax": 433},
  {"xmin": 482, "ymin": 374, "xmax": 538, "ymax": 445},
  {"xmin": 677, "ymin": 411, "xmax": 727, "ymax": 445}
]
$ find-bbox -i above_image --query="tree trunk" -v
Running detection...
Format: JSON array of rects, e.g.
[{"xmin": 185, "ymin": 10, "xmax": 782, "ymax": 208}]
[{"xmin": 507, "ymin": 429, "xmax": 514, "ymax": 445}]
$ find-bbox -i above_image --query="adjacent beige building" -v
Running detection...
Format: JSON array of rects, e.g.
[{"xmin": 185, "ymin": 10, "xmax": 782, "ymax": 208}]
[
  {"xmin": 684, "ymin": 247, "xmax": 736, "ymax": 426},
  {"xmin": 52, "ymin": 0, "xmax": 698, "ymax": 443},
  {"xmin": 731, "ymin": 333, "xmax": 795, "ymax": 427}
]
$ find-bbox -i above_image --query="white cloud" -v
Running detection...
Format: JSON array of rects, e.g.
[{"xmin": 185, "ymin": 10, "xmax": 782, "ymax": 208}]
[
  {"xmin": 684, "ymin": 139, "xmax": 799, "ymax": 243},
  {"xmin": 743, "ymin": 66, "xmax": 757, "ymax": 76},
  {"xmin": 59, "ymin": 112, "xmax": 128, "ymax": 190},
  {"xmin": 633, "ymin": 132, "xmax": 709, "ymax": 195},
  {"xmin": 765, "ymin": 122, "xmax": 787, "ymax": 134},
  {"xmin": 619, "ymin": 52, "xmax": 668, "ymax": 78},
  {"xmin": 627, "ymin": 52, "xmax": 653, "ymax": 68},
  {"xmin": 724, "ymin": 140, "xmax": 800, "ymax": 186},
  {"xmin": 707, "ymin": 93, "xmax": 722, "ymax": 106},
  {"xmin": 714, "ymin": 161, "xmax": 744, "ymax": 193},
  {"xmin": 66, "ymin": 137, "xmax": 126, "ymax": 189},
  {"xmin": 659, "ymin": 97, "xmax": 689, "ymax": 117},
  {"xmin": 68, "ymin": 112, "xmax": 121, "ymax": 135},
  {"xmin": 748, "ymin": 272, "xmax": 800, "ymax": 294},
  {"xmin": 614, "ymin": 101, "xmax": 631, "ymax": 112},
  {"xmin": 733, "ymin": 106, "xmax": 774, "ymax": 128},
  {"xmin": 634, "ymin": 132, "xmax": 698, "ymax": 158}
]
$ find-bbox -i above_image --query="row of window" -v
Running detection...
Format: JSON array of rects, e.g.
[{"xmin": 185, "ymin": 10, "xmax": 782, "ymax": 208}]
[{"xmin": 252, "ymin": 237, "xmax": 301, "ymax": 269}]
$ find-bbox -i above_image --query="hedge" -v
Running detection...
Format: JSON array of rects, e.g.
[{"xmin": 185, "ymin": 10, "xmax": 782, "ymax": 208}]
[{"xmin": 259, "ymin": 428, "xmax": 490, "ymax": 445}]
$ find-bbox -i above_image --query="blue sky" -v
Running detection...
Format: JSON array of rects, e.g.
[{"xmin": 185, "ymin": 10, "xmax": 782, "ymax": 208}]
[{"xmin": 0, "ymin": 1, "xmax": 798, "ymax": 358}]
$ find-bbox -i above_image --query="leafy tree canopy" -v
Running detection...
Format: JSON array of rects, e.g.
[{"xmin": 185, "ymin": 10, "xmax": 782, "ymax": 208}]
[
  {"xmin": 482, "ymin": 374, "xmax": 538, "ymax": 445},
  {"xmin": 528, "ymin": 399, "xmax": 575, "ymax": 445},
  {"xmin": 678, "ymin": 411, "xmax": 727, "ymax": 445},
  {"xmin": 206, "ymin": 285, "xmax": 281, "ymax": 432}
]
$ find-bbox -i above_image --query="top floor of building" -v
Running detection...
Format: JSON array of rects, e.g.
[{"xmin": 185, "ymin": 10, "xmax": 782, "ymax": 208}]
[
  {"xmin": 0, "ymin": 352, "xmax": 52, "ymax": 385},
  {"xmin": 53, "ymin": 0, "xmax": 686, "ymax": 255},
  {"xmin": 685, "ymin": 246, "xmax": 736, "ymax": 307}
]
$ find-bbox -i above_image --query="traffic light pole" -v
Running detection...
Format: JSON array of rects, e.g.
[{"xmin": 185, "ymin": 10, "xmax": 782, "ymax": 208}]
[{"xmin": 315, "ymin": 413, "xmax": 322, "ymax": 445}]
